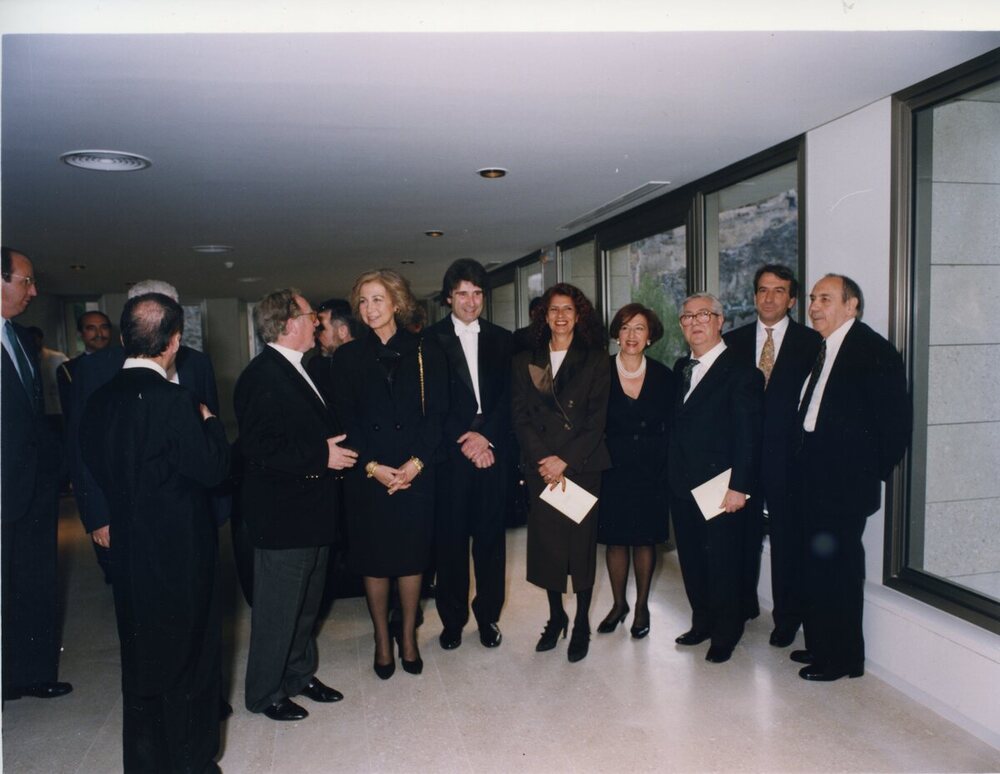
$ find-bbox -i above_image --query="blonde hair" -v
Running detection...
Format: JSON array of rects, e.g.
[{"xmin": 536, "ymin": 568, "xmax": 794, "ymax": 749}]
[{"xmin": 349, "ymin": 269, "xmax": 418, "ymax": 327}]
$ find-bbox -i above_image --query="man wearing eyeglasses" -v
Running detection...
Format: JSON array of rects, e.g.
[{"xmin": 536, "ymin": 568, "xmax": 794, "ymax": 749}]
[
  {"xmin": 668, "ymin": 293, "xmax": 764, "ymax": 664},
  {"xmin": 234, "ymin": 289, "xmax": 358, "ymax": 721},
  {"xmin": 1, "ymin": 246, "xmax": 73, "ymax": 701}
]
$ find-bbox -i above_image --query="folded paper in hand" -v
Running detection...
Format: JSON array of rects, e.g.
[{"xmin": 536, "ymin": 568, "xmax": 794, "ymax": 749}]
[
  {"xmin": 539, "ymin": 477, "xmax": 598, "ymax": 524},
  {"xmin": 691, "ymin": 468, "xmax": 749, "ymax": 521}
]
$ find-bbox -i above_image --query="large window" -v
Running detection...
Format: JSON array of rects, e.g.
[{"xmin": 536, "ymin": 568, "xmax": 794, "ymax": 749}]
[{"xmin": 890, "ymin": 57, "xmax": 1000, "ymax": 631}]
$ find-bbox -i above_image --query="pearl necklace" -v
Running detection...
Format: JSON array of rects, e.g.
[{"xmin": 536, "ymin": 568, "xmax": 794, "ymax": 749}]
[{"xmin": 616, "ymin": 352, "xmax": 646, "ymax": 379}]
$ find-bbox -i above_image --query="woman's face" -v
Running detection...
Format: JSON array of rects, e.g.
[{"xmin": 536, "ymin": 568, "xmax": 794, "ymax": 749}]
[
  {"xmin": 358, "ymin": 281, "xmax": 398, "ymax": 334},
  {"xmin": 545, "ymin": 294, "xmax": 578, "ymax": 337},
  {"xmin": 618, "ymin": 313, "xmax": 650, "ymax": 356}
]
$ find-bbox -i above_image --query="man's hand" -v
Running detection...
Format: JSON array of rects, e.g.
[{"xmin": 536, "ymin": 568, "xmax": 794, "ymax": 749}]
[
  {"xmin": 91, "ymin": 525, "xmax": 111, "ymax": 548},
  {"xmin": 720, "ymin": 489, "xmax": 748, "ymax": 513},
  {"xmin": 458, "ymin": 431, "xmax": 491, "ymax": 462},
  {"xmin": 327, "ymin": 434, "xmax": 359, "ymax": 470},
  {"xmin": 198, "ymin": 403, "xmax": 215, "ymax": 421},
  {"xmin": 537, "ymin": 455, "xmax": 568, "ymax": 491},
  {"xmin": 471, "ymin": 448, "xmax": 495, "ymax": 469}
]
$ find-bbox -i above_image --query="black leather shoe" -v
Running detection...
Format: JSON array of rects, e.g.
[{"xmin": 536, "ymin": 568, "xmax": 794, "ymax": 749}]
[
  {"xmin": 263, "ymin": 698, "xmax": 308, "ymax": 721},
  {"xmin": 675, "ymin": 629, "xmax": 710, "ymax": 646},
  {"xmin": 439, "ymin": 628, "xmax": 462, "ymax": 650},
  {"xmin": 535, "ymin": 611, "xmax": 569, "ymax": 652},
  {"xmin": 299, "ymin": 677, "xmax": 344, "ymax": 703},
  {"xmin": 4, "ymin": 681, "xmax": 73, "ymax": 700},
  {"xmin": 567, "ymin": 624, "xmax": 590, "ymax": 663},
  {"xmin": 769, "ymin": 625, "xmax": 799, "ymax": 648},
  {"xmin": 798, "ymin": 663, "xmax": 864, "ymax": 681},
  {"xmin": 705, "ymin": 645, "xmax": 733, "ymax": 663},
  {"xmin": 597, "ymin": 605, "xmax": 629, "ymax": 634},
  {"xmin": 790, "ymin": 649, "xmax": 814, "ymax": 664},
  {"xmin": 479, "ymin": 623, "xmax": 502, "ymax": 648}
]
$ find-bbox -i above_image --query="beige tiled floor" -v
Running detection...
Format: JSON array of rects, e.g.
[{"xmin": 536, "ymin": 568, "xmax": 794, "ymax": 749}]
[{"xmin": 3, "ymin": 498, "xmax": 1000, "ymax": 773}]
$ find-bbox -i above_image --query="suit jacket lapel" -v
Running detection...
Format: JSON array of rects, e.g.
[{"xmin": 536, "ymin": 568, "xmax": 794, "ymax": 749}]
[
  {"xmin": 439, "ymin": 323, "xmax": 476, "ymax": 402},
  {"xmin": 682, "ymin": 349, "xmax": 732, "ymax": 412},
  {"xmin": 264, "ymin": 346, "xmax": 329, "ymax": 423}
]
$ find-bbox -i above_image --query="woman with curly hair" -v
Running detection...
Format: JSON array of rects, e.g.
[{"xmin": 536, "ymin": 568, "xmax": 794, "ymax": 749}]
[
  {"xmin": 329, "ymin": 269, "xmax": 446, "ymax": 679},
  {"xmin": 511, "ymin": 283, "xmax": 610, "ymax": 662}
]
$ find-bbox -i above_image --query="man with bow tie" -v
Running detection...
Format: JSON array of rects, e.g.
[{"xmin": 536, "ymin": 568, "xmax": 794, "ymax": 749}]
[{"xmin": 427, "ymin": 259, "xmax": 513, "ymax": 650}]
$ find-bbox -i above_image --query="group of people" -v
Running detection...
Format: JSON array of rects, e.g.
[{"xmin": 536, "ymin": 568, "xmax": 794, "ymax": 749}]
[{"xmin": 1, "ymin": 245, "xmax": 910, "ymax": 773}]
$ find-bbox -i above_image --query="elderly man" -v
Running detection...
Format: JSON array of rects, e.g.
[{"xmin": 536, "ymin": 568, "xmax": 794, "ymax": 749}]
[
  {"xmin": 791, "ymin": 274, "xmax": 910, "ymax": 682},
  {"xmin": 235, "ymin": 289, "xmax": 357, "ymax": 721},
  {"xmin": 669, "ymin": 292, "xmax": 763, "ymax": 664},
  {"xmin": 724, "ymin": 265, "xmax": 822, "ymax": 646},
  {"xmin": 81, "ymin": 293, "xmax": 230, "ymax": 772},
  {"xmin": 1, "ymin": 246, "xmax": 73, "ymax": 701}
]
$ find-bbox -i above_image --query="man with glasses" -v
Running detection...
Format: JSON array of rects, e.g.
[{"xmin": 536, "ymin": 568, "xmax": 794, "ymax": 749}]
[
  {"xmin": 668, "ymin": 293, "xmax": 763, "ymax": 664},
  {"xmin": 234, "ymin": 289, "xmax": 357, "ymax": 721},
  {"xmin": 1, "ymin": 246, "xmax": 73, "ymax": 701}
]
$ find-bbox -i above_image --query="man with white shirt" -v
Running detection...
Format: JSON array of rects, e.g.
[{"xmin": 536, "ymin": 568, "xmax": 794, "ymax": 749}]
[
  {"xmin": 426, "ymin": 260, "xmax": 513, "ymax": 650},
  {"xmin": 668, "ymin": 293, "xmax": 764, "ymax": 664},
  {"xmin": 790, "ymin": 274, "xmax": 909, "ymax": 682},
  {"xmin": 81, "ymin": 292, "xmax": 230, "ymax": 771},
  {"xmin": 724, "ymin": 265, "xmax": 822, "ymax": 646},
  {"xmin": 234, "ymin": 289, "xmax": 357, "ymax": 720}
]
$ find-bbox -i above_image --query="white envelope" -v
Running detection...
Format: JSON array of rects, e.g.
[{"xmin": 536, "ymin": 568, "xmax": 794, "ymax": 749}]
[
  {"xmin": 691, "ymin": 468, "xmax": 749, "ymax": 521},
  {"xmin": 539, "ymin": 477, "xmax": 598, "ymax": 524}
]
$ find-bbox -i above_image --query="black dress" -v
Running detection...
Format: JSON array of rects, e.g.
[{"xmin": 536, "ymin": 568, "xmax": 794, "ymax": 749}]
[
  {"xmin": 330, "ymin": 328, "xmax": 446, "ymax": 577},
  {"xmin": 597, "ymin": 356, "xmax": 673, "ymax": 546}
]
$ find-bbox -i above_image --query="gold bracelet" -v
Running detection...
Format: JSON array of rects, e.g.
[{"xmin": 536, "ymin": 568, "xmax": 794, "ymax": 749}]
[
  {"xmin": 365, "ymin": 461, "xmax": 379, "ymax": 478},
  {"xmin": 408, "ymin": 457, "xmax": 424, "ymax": 474}
]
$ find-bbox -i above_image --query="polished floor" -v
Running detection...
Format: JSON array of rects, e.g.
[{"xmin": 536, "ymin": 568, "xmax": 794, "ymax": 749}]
[{"xmin": 3, "ymin": 499, "xmax": 1000, "ymax": 773}]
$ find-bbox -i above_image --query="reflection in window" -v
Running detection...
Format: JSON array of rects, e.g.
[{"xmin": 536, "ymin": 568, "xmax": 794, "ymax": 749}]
[
  {"xmin": 705, "ymin": 161, "xmax": 799, "ymax": 331},
  {"xmin": 606, "ymin": 226, "xmax": 688, "ymax": 365}
]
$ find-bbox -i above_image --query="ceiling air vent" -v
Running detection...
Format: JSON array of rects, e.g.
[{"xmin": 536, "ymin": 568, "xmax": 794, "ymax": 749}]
[
  {"xmin": 559, "ymin": 181, "xmax": 671, "ymax": 231},
  {"xmin": 60, "ymin": 150, "xmax": 152, "ymax": 172}
]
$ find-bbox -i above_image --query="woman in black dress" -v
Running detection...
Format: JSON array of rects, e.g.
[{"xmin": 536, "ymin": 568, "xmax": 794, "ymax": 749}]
[
  {"xmin": 330, "ymin": 269, "xmax": 446, "ymax": 679},
  {"xmin": 596, "ymin": 304, "xmax": 674, "ymax": 639},
  {"xmin": 511, "ymin": 283, "xmax": 610, "ymax": 662}
]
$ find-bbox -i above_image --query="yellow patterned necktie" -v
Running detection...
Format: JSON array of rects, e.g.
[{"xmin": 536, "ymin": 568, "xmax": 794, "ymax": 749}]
[{"xmin": 759, "ymin": 327, "xmax": 775, "ymax": 386}]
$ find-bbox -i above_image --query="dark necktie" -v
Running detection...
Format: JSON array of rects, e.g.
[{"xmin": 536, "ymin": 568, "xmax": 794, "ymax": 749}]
[
  {"xmin": 682, "ymin": 358, "xmax": 700, "ymax": 402},
  {"xmin": 5, "ymin": 320, "xmax": 37, "ymax": 405},
  {"xmin": 797, "ymin": 340, "xmax": 827, "ymax": 426}
]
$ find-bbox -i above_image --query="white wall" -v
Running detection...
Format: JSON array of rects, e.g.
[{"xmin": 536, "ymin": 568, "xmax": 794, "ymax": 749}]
[{"xmin": 771, "ymin": 97, "xmax": 1000, "ymax": 748}]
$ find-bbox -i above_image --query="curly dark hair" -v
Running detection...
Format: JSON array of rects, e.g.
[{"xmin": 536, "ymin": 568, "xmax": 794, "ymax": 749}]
[{"xmin": 528, "ymin": 283, "xmax": 606, "ymax": 351}]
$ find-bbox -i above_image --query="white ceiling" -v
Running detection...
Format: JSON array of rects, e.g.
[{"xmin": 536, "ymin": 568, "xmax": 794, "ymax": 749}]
[{"xmin": 2, "ymin": 32, "xmax": 999, "ymax": 300}]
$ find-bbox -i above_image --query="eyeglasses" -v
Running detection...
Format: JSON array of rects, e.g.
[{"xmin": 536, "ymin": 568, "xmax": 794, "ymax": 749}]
[
  {"xmin": 5, "ymin": 273, "xmax": 35, "ymax": 288},
  {"xmin": 679, "ymin": 310, "xmax": 720, "ymax": 326},
  {"xmin": 291, "ymin": 310, "xmax": 318, "ymax": 323}
]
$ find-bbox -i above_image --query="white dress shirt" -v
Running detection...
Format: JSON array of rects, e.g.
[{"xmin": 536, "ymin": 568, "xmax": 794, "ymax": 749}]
[
  {"xmin": 268, "ymin": 343, "xmax": 325, "ymax": 404},
  {"xmin": 684, "ymin": 339, "xmax": 727, "ymax": 402},
  {"xmin": 123, "ymin": 357, "xmax": 168, "ymax": 379},
  {"xmin": 452, "ymin": 314, "xmax": 482, "ymax": 413},
  {"xmin": 801, "ymin": 317, "xmax": 855, "ymax": 432},
  {"xmin": 2, "ymin": 319, "xmax": 34, "ymax": 383},
  {"xmin": 755, "ymin": 314, "xmax": 790, "ymax": 363}
]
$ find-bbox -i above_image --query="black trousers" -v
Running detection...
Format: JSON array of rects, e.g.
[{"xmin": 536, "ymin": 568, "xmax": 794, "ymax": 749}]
[
  {"xmin": 741, "ymin": 497, "xmax": 764, "ymax": 621},
  {"xmin": 1, "ymin": 482, "xmax": 60, "ymax": 691},
  {"xmin": 434, "ymin": 452, "xmax": 506, "ymax": 632},
  {"xmin": 244, "ymin": 545, "xmax": 328, "ymax": 712},
  {"xmin": 670, "ymin": 496, "xmax": 746, "ymax": 650},
  {"xmin": 801, "ymin": 503, "xmax": 867, "ymax": 671},
  {"xmin": 766, "ymin": 489, "xmax": 805, "ymax": 633}
]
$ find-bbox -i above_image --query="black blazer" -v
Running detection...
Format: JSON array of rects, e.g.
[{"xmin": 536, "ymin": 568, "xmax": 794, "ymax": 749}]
[
  {"xmin": 511, "ymin": 338, "xmax": 611, "ymax": 475},
  {"xmin": 426, "ymin": 316, "xmax": 513, "ymax": 455},
  {"xmin": 669, "ymin": 347, "xmax": 764, "ymax": 500},
  {"xmin": 80, "ymin": 367, "xmax": 229, "ymax": 695},
  {"xmin": 1, "ymin": 321, "xmax": 58, "ymax": 524},
  {"xmin": 798, "ymin": 321, "xmax": 911, "ymax": 517},
  {"xmin": 724, "ymin": 318, "xmax": 822, "ymax": 495},
  {"xmin": 234, "ymin": 345, "xmax": 341, "ymax": 549}
]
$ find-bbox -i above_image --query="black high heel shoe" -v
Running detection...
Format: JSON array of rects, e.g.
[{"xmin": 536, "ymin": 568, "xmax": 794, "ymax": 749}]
[
  {"xmin": 401, "ymin": 645, "xmax": 423, "ymax": 675},
  {"xmin": 373, "ymin": 638, "xmax": 395, "ymax": 680},
  {"xmin": 597, "ymin": 604, "xmax": 630, "ymax": 634},
  {"xmin": 567, "ymin": 623, "xmax": 591, "ymax": 662},
  {"xmin": 535, "ymin": 611, "xmax": 569, "ymax": 652},
  {"xmin": 630, "ymin": 610, "xmax": 650, "ymax": 640}
]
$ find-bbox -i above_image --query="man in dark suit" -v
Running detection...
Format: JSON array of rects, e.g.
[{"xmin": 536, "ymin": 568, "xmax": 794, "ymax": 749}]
[
  {"xmin": 792, "ymin": 274, "xmax": 910, "ymax": 682},
  {"xmin": 306, "ymin": 298, "xmax": 358, "ymax": 405},
  {"xmin": 669, "ymin": 292, "xmax": 764, "ymax": 664},
  {"xmin": 427, "ymin": 259, "xmax": 513, "ymax": 650},
  {"xmin": 56, "ymin": 310, "xmax": 113, "ymax": 424},
  {"xmin": 723, "ymin": 264, "xmax": 822, "ymax": 647},
  {"xmin": 1, "ymin": 246, "xmax": 73, "ymax": 702},
  {"xmin": 81, "ymin": 293, "xmax": 230, "ymax": 773},
  {"xmin": 234, "ymin": 288, "xmax": 357, "ymax": 721}
]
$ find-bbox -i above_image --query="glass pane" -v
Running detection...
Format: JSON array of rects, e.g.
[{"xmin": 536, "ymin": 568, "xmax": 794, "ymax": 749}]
[
  {"xmin": 910, "ymin": 78, "xmax": 1000, "ymax": 604},
  {"xmin": 705, "ymin": 161, "xmax": 799, "ymax": 331},
  {"xmin": 606, "ymin": 225, "xmax": 688, "ymax": 366},
  {"xmin": 517, "ymin": 264, "xmax": 544, "ymax": 327},
  {"xmin": 561, "ymin": 240, "xmax": 597, "ymax": 305},
  {"xmin": 490, "ymin": 281, "xmax": 516, "ymax": 332}
]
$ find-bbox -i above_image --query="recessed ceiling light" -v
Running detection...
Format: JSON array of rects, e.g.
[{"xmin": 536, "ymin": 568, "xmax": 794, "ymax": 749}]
[
  {"xmin": 69, "ymin": 264, "xmax": 87, "ymax": 271},
  {"xmin": 424, "ymin": 230, "xmax": 444, "ymax": 238},
  {"xmin": 401, "ymin": 260, "xmax": 415, "ymax": 265},
  {"xmin": 477, "ymin": 167, "xmax": 507, "ymax": 179},
  {"xmin": 237, "ymin": 276, "xmax": 262, "ymax": 283},
  {"xmin": 192, "ymin": 244, "xmax": 233, "ymax": 254},
  {"xmin": 60, "ymin": 150, "xmax": 152, "ymax": 172}
]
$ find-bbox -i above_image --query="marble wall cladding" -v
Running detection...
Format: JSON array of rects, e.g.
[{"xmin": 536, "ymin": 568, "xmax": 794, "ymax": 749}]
[
  {"xmin": 932, "ymin": 100, "xmax": 1000, "ymax": 185},
  {"xmin": 927, "ymin": 344, "xmax": 1000, "ymax": 424},
  {"xmin": 928, "ymin": 264, "xmax": 1000, "ymax": 345},
  {"xmin": 922, "ymin": 499, "xmax": 1000, "ymax": 578},
  {"xmin": 930, "ymin": 182, "xmax": 1000, "ymax": 265},
  {"xmin": 925, "ymin": 422, "xmax": 1000, "ymax": 503}
]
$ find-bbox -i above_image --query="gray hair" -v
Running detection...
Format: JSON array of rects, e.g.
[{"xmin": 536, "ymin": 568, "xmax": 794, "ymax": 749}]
[
  {"xmin": 128, "ymin": 279, "xmax": 179, "ymax": 302},
  {"xmin": 681, "ymin": 292, "xmax": 724, "ymax": 317},
  {"xmin": 254, "ymin": 288, "xmax": 301, "ymax": 343}
]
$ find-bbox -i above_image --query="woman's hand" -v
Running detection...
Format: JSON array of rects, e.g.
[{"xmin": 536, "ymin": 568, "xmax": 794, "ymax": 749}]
[
  {"xmin": 371, "ymin": 464, "xmax": 404, "ymax": 491},
  {"xmin": 386, "ymin": 458, "xmax": 422, "ymax": 495},
  {"xmin": 537, "ymin": 455, "xmax": 568, "ymax": 491}
]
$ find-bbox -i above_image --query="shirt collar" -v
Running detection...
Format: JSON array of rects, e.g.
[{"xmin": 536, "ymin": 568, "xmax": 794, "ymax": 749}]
[
  {"xmin": 691, "ymin": 338, "xmax": 727, "ymax": 368},
  {"xmin": 123, "ymin": 358, "xmax": 167, "ymax": 379},
  {"xmin": 757, "ymin": 315, "xmax": 790, "ymax": 335},
  {"xmin": 268, "ymin": 342, "xmax": 305, "ymax": 365},
  {"xmin": 823, "ymin": 316, "xmax": 856, "ymax": 350},
  {"xmin": 451, "ymin": 314, "xmax": 480, "ymax": 334}
]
